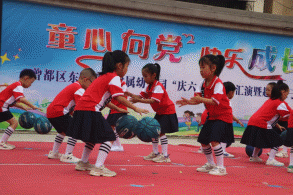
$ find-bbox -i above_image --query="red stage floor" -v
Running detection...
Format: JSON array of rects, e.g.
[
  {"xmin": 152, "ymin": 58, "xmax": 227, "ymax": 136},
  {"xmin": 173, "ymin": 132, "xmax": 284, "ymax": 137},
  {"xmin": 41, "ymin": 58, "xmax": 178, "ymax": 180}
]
[{"xmin": 1, "ymin": 142, "xmax": 292, "ymax": 194}]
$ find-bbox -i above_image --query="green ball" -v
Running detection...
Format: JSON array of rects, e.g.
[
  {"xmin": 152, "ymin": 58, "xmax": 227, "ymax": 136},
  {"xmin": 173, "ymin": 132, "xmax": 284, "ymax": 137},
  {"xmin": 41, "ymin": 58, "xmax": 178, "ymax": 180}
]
[{"xmin": 34, "ymin": 116, "xmax": 52, "ymax": 134}]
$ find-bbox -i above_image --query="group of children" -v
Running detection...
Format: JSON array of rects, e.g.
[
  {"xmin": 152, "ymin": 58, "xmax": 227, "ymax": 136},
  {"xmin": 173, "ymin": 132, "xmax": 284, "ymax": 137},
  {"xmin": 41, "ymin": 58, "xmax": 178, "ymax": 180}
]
[{"xmin": 0, "ymin": 51, "xmax": 292, "ymax": 177}]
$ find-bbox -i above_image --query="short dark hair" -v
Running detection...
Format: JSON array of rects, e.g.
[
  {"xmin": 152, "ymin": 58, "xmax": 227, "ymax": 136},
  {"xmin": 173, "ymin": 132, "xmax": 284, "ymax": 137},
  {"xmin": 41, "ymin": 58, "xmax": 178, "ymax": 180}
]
[
  {"xmin": 19, "ymin": 69, "xmax": 36, "ymax": 79},
  {"xmin": 223, "ymin": 81, "xmax": 236, "ymax": 94}
]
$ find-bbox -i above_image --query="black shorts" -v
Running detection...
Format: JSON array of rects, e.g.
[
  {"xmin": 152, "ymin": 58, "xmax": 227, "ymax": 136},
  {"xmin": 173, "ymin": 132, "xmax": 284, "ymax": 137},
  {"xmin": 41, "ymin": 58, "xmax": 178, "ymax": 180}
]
[
  {"xmin": 0, "ymin": 111, "xmax": 14, "ymax": 123},
  {"xmin": 48, "ymin": 114, "xmax": 73, "ymax": 134},
  {"xmin": 284, "ymin": 128, "xmax": 293, "ymax": 147},
  {"xmin": 154, "ymin": 113, "xmax": 179, "ymax": 134}
]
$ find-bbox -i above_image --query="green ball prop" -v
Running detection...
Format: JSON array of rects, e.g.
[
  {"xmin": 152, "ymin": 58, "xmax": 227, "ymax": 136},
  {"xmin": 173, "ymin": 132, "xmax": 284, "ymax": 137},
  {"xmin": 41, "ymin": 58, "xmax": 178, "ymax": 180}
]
[
  {"xmin": 34, "ymin": 116, "xmax": 52, "ymax": 134},
  {"xmin": 18, "ymin": 112, "xmax": 36, "ymax": 129}
]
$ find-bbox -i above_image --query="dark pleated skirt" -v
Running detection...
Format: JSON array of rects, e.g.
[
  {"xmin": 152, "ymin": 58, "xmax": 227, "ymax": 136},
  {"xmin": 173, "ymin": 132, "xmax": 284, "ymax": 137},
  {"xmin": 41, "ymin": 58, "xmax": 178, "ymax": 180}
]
[
  {"xmin": 154, "ymin": 113, "xmax": 179, "ymax": 134},
  {"xmin": 106, "ymin": 113, "xmax": 127, "ymax": 126},
  {"xmin": 197, "ymin": 120, "xmax": 234, "ymax": 145},
  {"xmin": 240, "ymin": 125, "xmax": 283, "ymax": 148},
  {"xmin": 66, "ymin": 111, "xmax": 116, "ymax": 144}
]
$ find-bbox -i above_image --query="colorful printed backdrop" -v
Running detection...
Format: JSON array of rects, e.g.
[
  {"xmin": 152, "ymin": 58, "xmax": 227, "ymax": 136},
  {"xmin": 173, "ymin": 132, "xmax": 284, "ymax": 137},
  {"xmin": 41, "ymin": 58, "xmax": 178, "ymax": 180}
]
[{"xmin": 1, "ymin": 0, "xmax": 293, "ymax": 136}]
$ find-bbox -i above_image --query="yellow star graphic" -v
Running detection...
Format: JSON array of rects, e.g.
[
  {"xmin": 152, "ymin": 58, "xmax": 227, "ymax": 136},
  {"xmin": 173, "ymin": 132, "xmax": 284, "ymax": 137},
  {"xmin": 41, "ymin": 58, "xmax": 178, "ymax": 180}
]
[
  {"xmin": 1, "ymin": 53, "xmax": 11, "ymax": 64},
  {"xmin": 14, "ymin": 54, "xmax": 20, "ymax": 60}
]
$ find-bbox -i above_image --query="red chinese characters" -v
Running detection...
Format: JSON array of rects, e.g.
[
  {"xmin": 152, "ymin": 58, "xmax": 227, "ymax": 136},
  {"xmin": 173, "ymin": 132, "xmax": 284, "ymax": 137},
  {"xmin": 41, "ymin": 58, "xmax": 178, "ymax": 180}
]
[
  {"xmin": 122, "ymin": 30, "xmax": 150, "ymax": 60},
  {"xmin": 154, "ymin": 34, "xmax": 183, "ymax": 63},
  {"xmin": 46, "ymin": 23, "xmax": 77, "ymax": 50}
]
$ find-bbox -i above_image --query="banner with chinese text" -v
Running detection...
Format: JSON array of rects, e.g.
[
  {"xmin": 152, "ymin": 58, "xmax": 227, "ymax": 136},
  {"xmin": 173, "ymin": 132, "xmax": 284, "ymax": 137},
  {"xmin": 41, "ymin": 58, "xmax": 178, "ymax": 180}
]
[{"xmin": 1, "ymin": 0, "xmax": 293, "ymax": 136}]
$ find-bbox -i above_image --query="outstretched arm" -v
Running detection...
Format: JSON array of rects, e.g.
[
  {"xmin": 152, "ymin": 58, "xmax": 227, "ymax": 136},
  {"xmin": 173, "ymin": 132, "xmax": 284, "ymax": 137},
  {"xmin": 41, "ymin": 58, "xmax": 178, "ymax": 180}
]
[
  {"xmin": 107, "ymin": 102, "xmax": 128, "ymax": 113},
  {"xmin": 233, "ymin": 115, "xmax": 244, "ymax": 127},
  {"xmin": 115, "ymin": 96, "xmax": 149, "ymax": 115},
  {"xmin": 18, "ymin": 97, "xmax": 42, "ymax": 111}
]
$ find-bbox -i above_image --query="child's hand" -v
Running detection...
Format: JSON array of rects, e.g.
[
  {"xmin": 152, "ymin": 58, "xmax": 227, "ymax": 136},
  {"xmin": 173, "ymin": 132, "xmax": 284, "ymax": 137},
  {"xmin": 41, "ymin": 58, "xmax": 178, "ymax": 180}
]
[
  {"xmin": 190, "ymin": 94, "xmax": 202, "ymax": 104},
  {"xmin": 130, "ymin": 97, "xmax": 140, "ymax": 104},
  {"xmin": 176, "ymin": 98, "xmax": 189, "ymax": 107},
  {"xmin": 33, "ymin": 106, "xmax": 43, "ymax": 112},
  {"xmin": 134, "ymin": 107, "xmax": 149, "ymax": 115},
  {"xmin": 278, "ymin": 125, "xmax": 286, "ymax": 132},
  {"xmin": 238, "ymin": 120, "xmax": 244, "ymax": 127}
]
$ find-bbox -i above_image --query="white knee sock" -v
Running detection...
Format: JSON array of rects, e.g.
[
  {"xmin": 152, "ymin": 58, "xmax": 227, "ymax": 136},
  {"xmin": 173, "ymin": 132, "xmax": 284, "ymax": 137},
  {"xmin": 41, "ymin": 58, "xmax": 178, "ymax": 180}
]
[
  {"xmin": 213, "ymin": 144, "xmax": 224, "ymax": 168},
  {"xmin": 81, "ymin": 143, "xmax": 95, "ymax": 163},
  {"xmin": 95, "ymin": 141, "xmax": 112, "ymax": 167},
  {"xmin": 160, "ymin": 135, "xmax": 168, "ymax": 157},
  {"xmin": 52, "ymin": 134, "xmax": 65, "ymax": 153},
  {"xmin": 0, "ymin": 127, "xmax": 14, "ymax": 143},
  {"xmin": 202, "ymin": 145, "xmax": 215, "ymax": 165},
  {"xmin": 65, "ymin": 137, "xmax": 77, "ymax": 155}
]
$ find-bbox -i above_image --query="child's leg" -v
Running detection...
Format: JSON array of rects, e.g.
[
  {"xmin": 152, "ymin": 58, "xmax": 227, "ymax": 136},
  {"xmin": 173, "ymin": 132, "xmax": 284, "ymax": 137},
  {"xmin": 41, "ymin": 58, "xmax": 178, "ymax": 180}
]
[
  {"xmin": 65, "ymin": 137, "xmax": 77, "ymax": 155},
  {"xmin": 90, "ymin": 141, "xmax": 116, "ymax": 177},
  {"xmin": 221, "ymin": 142, "xmax": 227, "ymax": 154},
  {"xmin": 52, "ymin": 133, "xmax": 65, "ymax": 154},
  {"xmin": 0, "ymin": 117, "xmax": 18, "ymax": 143},
  {"xmin": 211, "ymin": 142, "xmax": 224, "ymax": 168},
  {"xmin": 252, "ymin": 147, "xmax": 262, "ymax": 158},
  {"xmin": 112, "ymin": 127, "xmax": 121, "ymax": 147},
  {"xmin": 202, "ymin": 143, "xmax": 215, "ymax": 165},
  {"xmin": 289, "ymin": 146, "xmax": 293, "ymax": 166},
  {"xmin": 266, "ymin": 146, "xmax": 284, "ymax": 166},
  {"xmin": 152, "ymin": 138, "xmax": 159, "ymax": 154},
  {"xmin": 60, "ymin": 137, "xmax": 79, "ymax": 163},
  {"xmin": 81, "ymin": 142, "xmax": 95, "ymax": 163},
  {"xmin": 95, "ymin": 141, "xmax": 112, "ymax": 167},
  {"xmin": 160, "ymin": 134, "xmax": 168, "ymax": 157},
  {"xmin": 196, "ymin": 143, "xmax": 216, "ymax": 173},
  {"xmin": 143, "ymin": 138, "xmax": 160, "ymax": 160},
  {"xmin": 152, "ymin": 134, "xmax": 171, "ymax": 163},
  {"xmin": 75, "ymin": 142, "xmax": 95, "ymax": 171},
  {"xmin": 267, "ymin": 147, "xmax": 278, "ymax": 161}
]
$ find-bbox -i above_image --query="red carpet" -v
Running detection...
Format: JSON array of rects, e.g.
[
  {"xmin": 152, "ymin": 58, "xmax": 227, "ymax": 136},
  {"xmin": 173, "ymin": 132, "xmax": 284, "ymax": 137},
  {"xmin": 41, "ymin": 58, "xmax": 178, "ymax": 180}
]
[{"xmin": 1, "ymin": 142, "xmax": 292, "ymax": 194}]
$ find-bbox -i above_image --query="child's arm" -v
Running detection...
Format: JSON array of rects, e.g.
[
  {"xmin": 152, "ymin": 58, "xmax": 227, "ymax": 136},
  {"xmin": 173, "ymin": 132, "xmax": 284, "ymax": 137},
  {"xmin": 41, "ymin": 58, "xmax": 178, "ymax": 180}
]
[
  {"xmin": 233, "ymin": 115, "xmax": 244, "ymax": 127},
  {"xmin": 190, "ymin": 94, "xmax": 217, "ymax": 105},
  {"xmin": 114, "ymin": 96, "xmax": 149, "ymax": 115},
  {"xmin": 18, "ymin": 97, "xmax": 42, "ymax": 111},
  {"xmin": 12, "ymin": 102, "xmax": 29, "ymax": 111},
  {"xmin": 276, "ymin": 123, "xmax": 286, "ymax": 132},
  {"xmin": 107, "ymin": 102, "xmax": 128, "ymax": 113},
  {"xmin": 130, "ymin": 97, "xmax": 156, "ymax": 104},
  {"xmin": 176, "ymin": 97, "xmax": 200, "ymax": 107},
  {"xmin": 0, "ymin": 84, "xmax": 8, "ymax": 87}
]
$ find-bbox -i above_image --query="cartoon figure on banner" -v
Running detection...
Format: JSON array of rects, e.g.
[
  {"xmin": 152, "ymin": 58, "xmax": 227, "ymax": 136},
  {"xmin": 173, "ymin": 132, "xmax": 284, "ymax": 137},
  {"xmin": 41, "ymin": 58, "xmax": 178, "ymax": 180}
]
[
  {"xmin": 183, "ymin": 110, "xmax": 195, "ymax": 131},
  {"xmin": 195, "ymin": 112, "xmax": 203, "ymax": 132}
]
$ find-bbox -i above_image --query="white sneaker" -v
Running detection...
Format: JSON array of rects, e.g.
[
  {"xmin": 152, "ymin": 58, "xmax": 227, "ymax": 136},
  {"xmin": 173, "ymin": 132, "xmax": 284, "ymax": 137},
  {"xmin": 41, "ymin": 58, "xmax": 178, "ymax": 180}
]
[
  {"xmin": 276, "ymin": 151, "xmax": 288, "ymax": 158},
  {"xmin": 266, "ymin": 159, "xmax": 284, "ymax": 167},
  {"xmin": 197, "ymin": 148, "xmax": 203, "ymax": 154},
  {"xmin": 110, "ymin": 145, "xmax": 124, "ymax": 152},
  {"xmin": 196, "ymin": 163, "xmax": 216, "ymax": 173},
  {"xmin": 249, "ymin": 156, "xmax": 263, "ymax": 162},
  {"xmin": 48, "ymin": 151, "xmax": 62, "ymax": 159},
  {"xmin": 90, "ymin": 165, "xmax": 117, "ymax": 177},
  {"xmin": 60, "ymin": 153, "xmax": 80, "ymax": 163},
  {"xmin": 223, "ymin": 152, "xmax": 234, "ymax": 158},
  {"xmin": 0, "ymin": 142, "xmax": 15, "ymax": 150},
  {"xmin": 75, "ymin": 161, "xmax": 95, "ymax": 171},
  {"xmin": 208, "ymin": 166, "xmax": 227, "ymax": 176}
]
